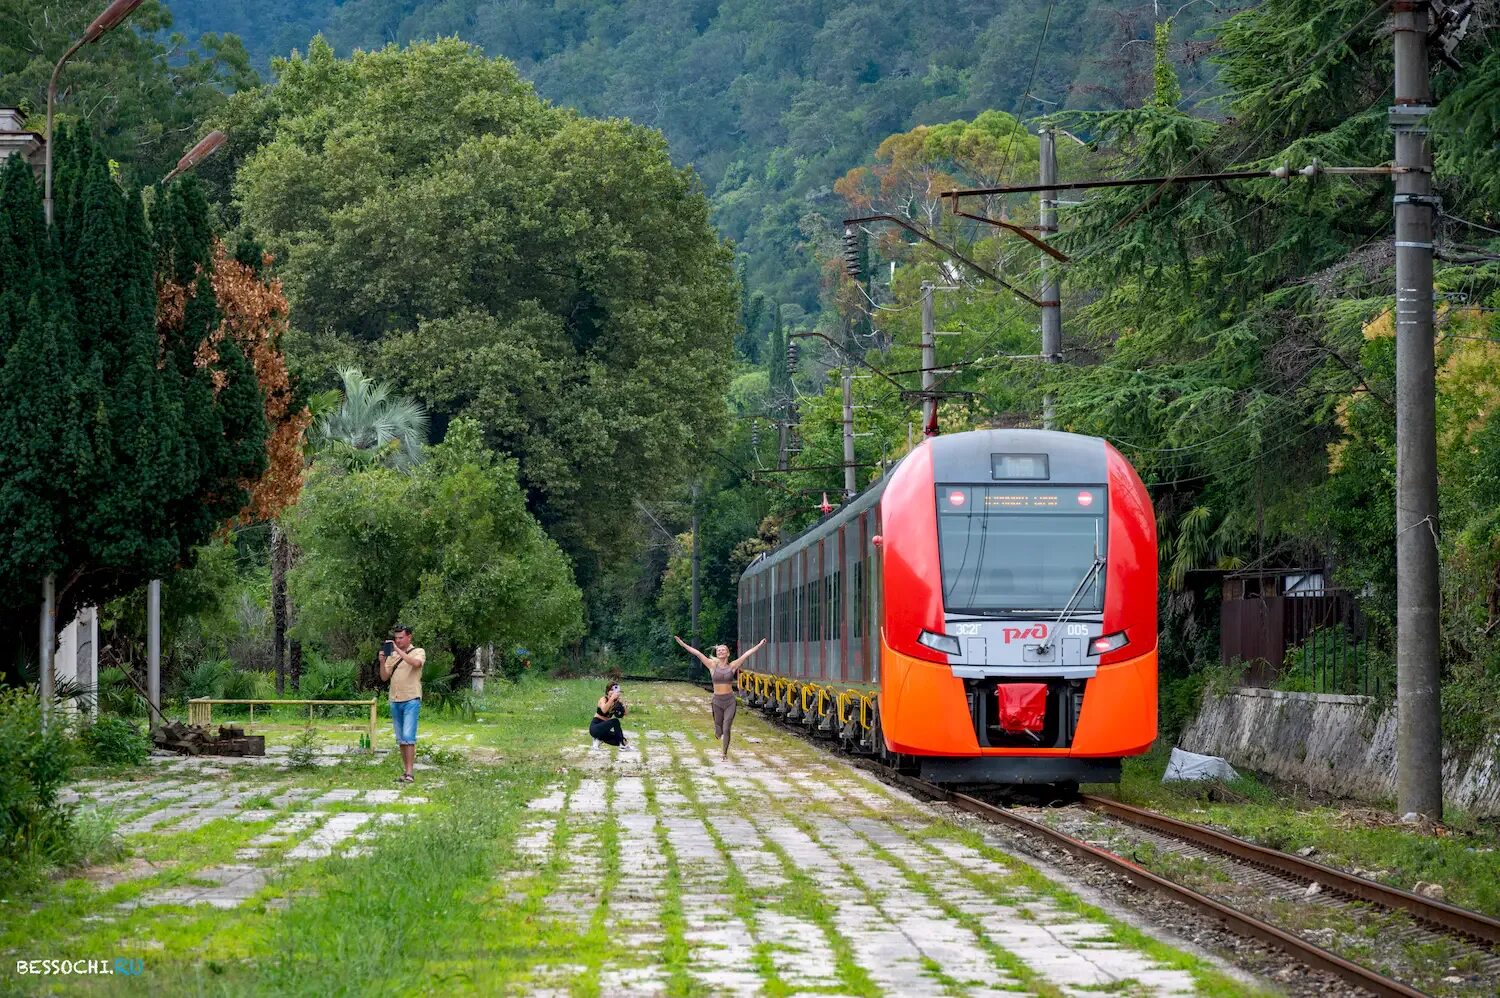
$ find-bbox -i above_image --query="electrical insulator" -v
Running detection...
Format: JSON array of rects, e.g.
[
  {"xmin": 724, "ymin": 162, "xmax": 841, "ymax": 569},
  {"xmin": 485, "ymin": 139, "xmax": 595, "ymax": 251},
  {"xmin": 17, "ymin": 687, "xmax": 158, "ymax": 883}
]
[
  {"xmin": 786, "ymin": 340, "xmax": 799, "ymax": 374},
  {"xmin": 750, "ymin": 420, "xmax": 760, "ymax": 446},
  {"xmin": 842, "ymin": 227, "xmax": 864, "ymax": 280}
]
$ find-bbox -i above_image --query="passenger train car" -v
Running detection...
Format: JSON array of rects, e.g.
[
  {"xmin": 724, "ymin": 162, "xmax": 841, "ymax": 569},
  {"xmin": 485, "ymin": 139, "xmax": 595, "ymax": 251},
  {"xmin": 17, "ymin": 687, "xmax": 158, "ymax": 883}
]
[{"xmin": 736, "ymin": 428, "xmax": 1158, "ymax": 785}]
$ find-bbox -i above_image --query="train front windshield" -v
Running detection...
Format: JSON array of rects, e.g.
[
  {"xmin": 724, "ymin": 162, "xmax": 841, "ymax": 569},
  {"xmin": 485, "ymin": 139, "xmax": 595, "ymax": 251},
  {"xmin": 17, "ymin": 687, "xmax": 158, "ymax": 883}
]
[{"xmin": 936, "ymin": 485, "xmax": 1105, "ymax": 613}]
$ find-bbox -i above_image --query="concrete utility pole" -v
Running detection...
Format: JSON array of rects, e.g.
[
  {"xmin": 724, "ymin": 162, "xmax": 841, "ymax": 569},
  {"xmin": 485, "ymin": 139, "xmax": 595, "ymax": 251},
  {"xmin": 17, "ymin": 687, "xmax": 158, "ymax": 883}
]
[
  {"xmin": 921, "ymin": 282, "xmax": 937, "ymax": 436},
  {"xmin": 841, "ymin": 369, "xmax": 857, "ymax": 497},
  {"xmin": 147, "ymin": 578, "xmax": 161, "ymax": 724},
  {"xmin": 1392, "ymin": 0, "xmax": 1443, "ymax": 819},
  {"xmin": 1039, "ymin": 126, "xmax": 1061, "ymax": 431},
  {"xmin": 39, "ymin": 577, "xmax": 55, "ymax": 722},
  {"xmin": 690, "ymin": 482, "xmax": 701, "ymax": 648}
]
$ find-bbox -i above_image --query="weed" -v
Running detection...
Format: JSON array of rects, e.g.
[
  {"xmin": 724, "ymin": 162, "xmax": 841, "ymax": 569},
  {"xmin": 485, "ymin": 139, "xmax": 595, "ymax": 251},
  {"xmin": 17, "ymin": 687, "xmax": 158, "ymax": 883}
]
[
  {"xmin": 286, "ymin": 725, "xmax": 323, "ymax": 769},
  {"xmin": 417, "ymin": 744, "xmax": 464, "ymax": 767}
]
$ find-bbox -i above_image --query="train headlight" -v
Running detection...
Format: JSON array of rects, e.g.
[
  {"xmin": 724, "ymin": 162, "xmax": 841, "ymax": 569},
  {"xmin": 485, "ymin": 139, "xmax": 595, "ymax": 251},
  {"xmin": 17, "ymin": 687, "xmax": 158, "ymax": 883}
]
[
  {"xmin": 917, "ymin": 630, "xmax": 961, "ymax": 655},
  {"xmin": 1088, "ymin": 631, "xmax": 1129, "ymax": 656}
]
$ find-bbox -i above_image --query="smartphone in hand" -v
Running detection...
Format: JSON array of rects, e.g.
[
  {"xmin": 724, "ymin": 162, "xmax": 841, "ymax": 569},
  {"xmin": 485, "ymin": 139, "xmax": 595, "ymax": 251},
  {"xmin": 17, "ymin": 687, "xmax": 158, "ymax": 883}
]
[{"xmin": 381, "ymin": 640, "xmax": 395, "ymax": 655}]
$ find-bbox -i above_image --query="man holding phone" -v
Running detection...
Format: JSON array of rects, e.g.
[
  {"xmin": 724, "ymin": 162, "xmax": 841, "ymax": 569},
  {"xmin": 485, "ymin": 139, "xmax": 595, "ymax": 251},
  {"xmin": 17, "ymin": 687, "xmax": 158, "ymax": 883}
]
[{"xmin": 378, "ymin": 626, "xmax": 426, "ymax": 783}]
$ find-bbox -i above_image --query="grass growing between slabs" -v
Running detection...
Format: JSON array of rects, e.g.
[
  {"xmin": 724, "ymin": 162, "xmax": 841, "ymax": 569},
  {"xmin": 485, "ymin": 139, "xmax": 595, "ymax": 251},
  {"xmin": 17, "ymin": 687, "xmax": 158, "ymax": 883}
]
[
  {"xmin": 1092, "ymin": 747, "xmax": 1500, "ymax": 919},
  {"xmin": 7, "ymin": 680, "xmax": 1297, "ymax": 996},
  {"xmin": 0, "ymin": 677, "xmax": 604, "ymax": 996}
]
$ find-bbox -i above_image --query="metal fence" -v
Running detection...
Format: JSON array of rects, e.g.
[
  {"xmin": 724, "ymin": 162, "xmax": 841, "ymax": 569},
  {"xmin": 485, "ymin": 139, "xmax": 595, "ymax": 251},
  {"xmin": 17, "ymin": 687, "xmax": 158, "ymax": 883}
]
[{"xmin": 1221, "ymin": 588, "xmax": 1383, "ymax": 697}]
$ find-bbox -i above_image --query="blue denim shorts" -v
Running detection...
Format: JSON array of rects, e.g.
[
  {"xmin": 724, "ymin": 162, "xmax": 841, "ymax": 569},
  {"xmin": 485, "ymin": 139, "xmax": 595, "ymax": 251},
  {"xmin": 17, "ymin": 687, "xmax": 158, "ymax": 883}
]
[{"xmin": 391, "ymin": 698, "xmax": 421, "ymax": 745}]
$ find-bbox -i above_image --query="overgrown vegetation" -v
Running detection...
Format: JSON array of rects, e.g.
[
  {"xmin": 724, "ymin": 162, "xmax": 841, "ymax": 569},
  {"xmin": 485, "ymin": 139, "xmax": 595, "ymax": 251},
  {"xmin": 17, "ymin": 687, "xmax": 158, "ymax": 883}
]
[
  {"xmin": 1113, "ymin": 750, "xmax": 1500, "ymax": 920},
  {"xmin": 80, "ymin": 716, "xmax": 151, "ymax": 768},
  {"xmin": 0, "ymin": 690, "xmax": 126, "ymax": 892}
]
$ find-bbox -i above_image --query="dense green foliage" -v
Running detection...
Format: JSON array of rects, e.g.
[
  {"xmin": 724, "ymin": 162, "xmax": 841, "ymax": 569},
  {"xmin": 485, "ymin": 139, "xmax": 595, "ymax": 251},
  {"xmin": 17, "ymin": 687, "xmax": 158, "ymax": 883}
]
[
  {"xmin": 764, "ymin": 3, "xmax": 1500, "ymax": 734},
  {"xmin": 286, "ymin": 418, "xmax": 585, "ymax": 673},
  {"xmin": 0, "ymin": 131, "xmax": 268, "ymax": 665},
  {"xmin": 217, "ymin": 38, "xmax": 738, "ymax": 568},
  {"xmin": 170, "ymin": 0, "xmax": 1226, "ymax": 313},
  {"xmin": 80, "ymin": 715, "xmax": 151, "ymax": 767},
  {"xmin": 0, "ymin": 0, "xmax": 257, "ymax": 185},
  {"xmin": 0, "ymin": 688, "xmax": 80, "ymax": 888}
]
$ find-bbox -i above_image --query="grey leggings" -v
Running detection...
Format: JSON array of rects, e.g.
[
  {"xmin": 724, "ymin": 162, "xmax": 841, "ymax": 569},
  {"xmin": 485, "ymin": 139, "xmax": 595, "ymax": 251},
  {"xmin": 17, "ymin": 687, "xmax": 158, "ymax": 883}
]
[{"xmin": 711, "ymin": 694, "xmax": 737, "ymax": 754}]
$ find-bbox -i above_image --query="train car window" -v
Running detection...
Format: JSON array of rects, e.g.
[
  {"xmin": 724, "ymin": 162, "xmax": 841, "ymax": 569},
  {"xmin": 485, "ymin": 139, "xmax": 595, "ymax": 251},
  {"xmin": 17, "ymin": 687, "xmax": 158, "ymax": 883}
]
[
  {"xmin": 937, "ymin": 485, "xmax": 1105, "ymax": 613},
  {"xmin": 990, "ymin": 453, "xmax": 1050, "ymax": 480}
]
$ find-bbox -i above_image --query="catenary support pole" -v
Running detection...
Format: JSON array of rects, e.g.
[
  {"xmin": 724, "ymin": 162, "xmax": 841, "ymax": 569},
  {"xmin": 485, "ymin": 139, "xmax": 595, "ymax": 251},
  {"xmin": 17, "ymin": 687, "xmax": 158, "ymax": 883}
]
[
  {"xmin": 1392, "ymin": 0, "xmax": 1442, "ymax": 819},
  {"xmin": 921, "ymin": 282, "xmax": 937, "ymax": 436},
  {"xmin": 1039, "ymin": 126, "xmax": 1061, "ymax": 430},
  {"xmin": 842, "ymin": 369, "xmax": 857, "ymax": 497},
  {"xmin": 147, "ymin": 578, "xmax": 161, "ymax": 729},
  {"xmin": 690, "ymin": 483, "xmax": 701, "ymax": 647}
]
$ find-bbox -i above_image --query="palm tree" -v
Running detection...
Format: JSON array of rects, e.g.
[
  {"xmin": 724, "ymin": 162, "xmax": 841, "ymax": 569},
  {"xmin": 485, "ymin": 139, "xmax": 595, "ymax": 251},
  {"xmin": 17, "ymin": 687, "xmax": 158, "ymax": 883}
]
[
  {"xmin": 272, "ymin": 369, "xmax": 429, "ymax": 692},
  {"xmin": 312, "ymin": 367, "xmax": 429, "ymax": 470}
]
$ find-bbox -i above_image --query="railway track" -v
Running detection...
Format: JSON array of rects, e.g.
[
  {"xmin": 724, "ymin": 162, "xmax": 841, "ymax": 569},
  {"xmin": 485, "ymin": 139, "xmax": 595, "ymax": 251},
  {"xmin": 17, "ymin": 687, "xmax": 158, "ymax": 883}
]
[{"xmin": 886, "ymin": 773, "xmax": 1500, "ymax": 998}]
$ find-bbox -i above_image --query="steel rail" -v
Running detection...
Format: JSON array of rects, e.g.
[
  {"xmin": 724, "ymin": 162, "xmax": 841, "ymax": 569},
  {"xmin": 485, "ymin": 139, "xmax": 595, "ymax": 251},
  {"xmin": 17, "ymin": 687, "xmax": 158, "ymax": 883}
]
[
  {"xmin": 887, "ymin": 774, "xmax": 1430, "ymax": 998},
  {"xmin": 1081, "ymin": 793, "xmax": 1500, "ymax": 947}
]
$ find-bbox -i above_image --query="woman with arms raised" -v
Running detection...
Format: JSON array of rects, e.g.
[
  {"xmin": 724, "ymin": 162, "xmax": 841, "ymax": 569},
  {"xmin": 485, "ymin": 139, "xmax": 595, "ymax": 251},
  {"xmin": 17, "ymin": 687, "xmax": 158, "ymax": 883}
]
[{"xmin": 674, "ymin": 636, "xmax": 766, "ymax": 760}]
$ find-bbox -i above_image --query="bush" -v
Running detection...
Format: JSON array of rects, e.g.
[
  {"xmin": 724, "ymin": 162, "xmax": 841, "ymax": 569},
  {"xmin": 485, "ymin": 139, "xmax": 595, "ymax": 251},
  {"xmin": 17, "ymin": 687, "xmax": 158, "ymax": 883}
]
[
  {"xmin": 0, "ymin": 686, "xmax": 79, "ymax": 891},
  {"xmin": 96, "ymin": 667, "xmax": 144, "ymax": 717},
  {"xmin": 300, "ymin": 655, "xmax": 357, "ymax": 700},
  {"xmin": 80, "ymin": 715, "xmax": 151, "ymax": 767},
  {"xmin": 180, "ymin": 659, "xmax": 233, "ymax": 701},
  {"xmin": 222, "ymin": 668, "xmax": 275, "ymax": 702}
]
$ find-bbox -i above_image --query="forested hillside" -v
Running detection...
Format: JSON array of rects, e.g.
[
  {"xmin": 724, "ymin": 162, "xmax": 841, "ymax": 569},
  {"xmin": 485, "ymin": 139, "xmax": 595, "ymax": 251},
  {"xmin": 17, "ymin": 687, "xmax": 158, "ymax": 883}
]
[{"xmin": 166, "ymin": 0, "xmax": 1226, "ymax": 311}]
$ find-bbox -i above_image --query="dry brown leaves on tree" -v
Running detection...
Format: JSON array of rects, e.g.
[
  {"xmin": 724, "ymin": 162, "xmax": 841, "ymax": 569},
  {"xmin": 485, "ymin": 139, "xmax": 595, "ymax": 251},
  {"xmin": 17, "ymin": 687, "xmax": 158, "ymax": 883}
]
[{"xmin": 158, "ymin": 241, "xmax": 311, "ymax": 526}]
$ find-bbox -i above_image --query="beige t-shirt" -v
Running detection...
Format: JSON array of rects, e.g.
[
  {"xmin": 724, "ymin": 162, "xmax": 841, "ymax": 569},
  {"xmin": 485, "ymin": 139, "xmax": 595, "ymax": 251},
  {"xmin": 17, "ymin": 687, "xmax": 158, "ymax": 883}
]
[{"xmin": 388, "ymin": 646, "xmax": 426, "ymax": 703}]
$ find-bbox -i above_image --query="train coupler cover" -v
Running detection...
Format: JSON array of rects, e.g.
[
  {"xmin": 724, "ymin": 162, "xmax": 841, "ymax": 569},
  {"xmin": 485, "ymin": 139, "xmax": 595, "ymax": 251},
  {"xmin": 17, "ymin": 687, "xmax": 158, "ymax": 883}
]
[{"xmin": 995, "ymin": 683, "xmax": 1048, "ymax": 734}]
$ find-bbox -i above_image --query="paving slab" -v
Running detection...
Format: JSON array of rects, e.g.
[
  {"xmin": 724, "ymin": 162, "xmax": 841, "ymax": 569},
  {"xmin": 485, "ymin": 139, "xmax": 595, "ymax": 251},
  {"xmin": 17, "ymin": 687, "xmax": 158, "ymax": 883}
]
[{"xmin": 504, "ymin": 684, "xmax": 1245, "ymax": 996}]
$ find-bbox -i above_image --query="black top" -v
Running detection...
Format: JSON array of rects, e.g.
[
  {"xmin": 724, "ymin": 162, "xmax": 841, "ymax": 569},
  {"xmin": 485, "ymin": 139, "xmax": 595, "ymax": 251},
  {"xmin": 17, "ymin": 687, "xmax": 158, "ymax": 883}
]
[{"xmin": 594, "ymin": 699, "xmax": 625, "ymax": 721}]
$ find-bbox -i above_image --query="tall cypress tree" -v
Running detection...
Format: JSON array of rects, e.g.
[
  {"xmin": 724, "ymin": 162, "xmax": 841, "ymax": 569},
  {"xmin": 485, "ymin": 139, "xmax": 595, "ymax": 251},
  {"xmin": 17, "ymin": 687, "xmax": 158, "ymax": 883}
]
[
  {"xmin": 0, "ymin": 157, "xmax": 91, "ymax": 597},
  {"xmin": 0, "ymin": 128, "xmax": 270, "ymax": 636}
]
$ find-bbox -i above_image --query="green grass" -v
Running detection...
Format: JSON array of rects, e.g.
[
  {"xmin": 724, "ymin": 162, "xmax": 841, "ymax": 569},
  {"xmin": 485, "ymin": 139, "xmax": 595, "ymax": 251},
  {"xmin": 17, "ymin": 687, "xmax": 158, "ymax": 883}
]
[
  {"xmin": 1093, "ymin": 747, "xmax": 1500, "ymax": 918},
  {"xmin": 1, "ymin": 677, "xmax": 602, "ymax": 996},
  {"xmin": 3, "ymin": 681, "xmax": 1288, "ymax": 996}
]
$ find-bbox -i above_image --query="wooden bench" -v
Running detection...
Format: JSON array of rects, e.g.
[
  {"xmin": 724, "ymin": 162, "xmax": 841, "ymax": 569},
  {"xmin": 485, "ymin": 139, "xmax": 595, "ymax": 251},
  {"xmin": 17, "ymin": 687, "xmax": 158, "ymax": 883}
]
[{"xmin": 187, "ymin": 698, "xmax": 379, "ymax": 747}]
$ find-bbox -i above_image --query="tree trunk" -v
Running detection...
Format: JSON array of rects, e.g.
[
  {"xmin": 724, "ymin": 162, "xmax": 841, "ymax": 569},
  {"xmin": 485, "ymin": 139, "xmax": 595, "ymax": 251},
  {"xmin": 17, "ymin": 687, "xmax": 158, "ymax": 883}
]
[
  {"xmin": 271, "ymin": 521, "xmax": 287, "ymax": 695},
  {"xmin": 289, "ymin": 639, "xmax": 302, "ymax": 692}
]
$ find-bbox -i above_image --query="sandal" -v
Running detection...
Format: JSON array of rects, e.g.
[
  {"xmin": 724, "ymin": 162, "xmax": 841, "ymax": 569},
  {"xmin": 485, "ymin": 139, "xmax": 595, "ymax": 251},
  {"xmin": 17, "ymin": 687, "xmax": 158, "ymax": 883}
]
[{"xmin": 400, "ymin": 774, "xmax": 415, "ymax": 784}]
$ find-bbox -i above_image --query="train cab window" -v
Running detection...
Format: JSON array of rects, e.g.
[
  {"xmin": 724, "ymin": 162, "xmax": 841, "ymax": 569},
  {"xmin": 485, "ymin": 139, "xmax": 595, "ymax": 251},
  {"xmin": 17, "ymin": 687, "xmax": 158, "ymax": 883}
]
[{"xmin": 937, "ymin": 485, "xmax": 1106, "ymax": 613}]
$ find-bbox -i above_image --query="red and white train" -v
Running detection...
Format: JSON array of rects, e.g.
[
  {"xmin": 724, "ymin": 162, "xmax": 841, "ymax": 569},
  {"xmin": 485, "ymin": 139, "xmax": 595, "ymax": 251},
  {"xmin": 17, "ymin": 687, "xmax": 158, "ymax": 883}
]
[{"xmin": 737, "ymin": 428, "xmax": 1158, "ymax": 785}]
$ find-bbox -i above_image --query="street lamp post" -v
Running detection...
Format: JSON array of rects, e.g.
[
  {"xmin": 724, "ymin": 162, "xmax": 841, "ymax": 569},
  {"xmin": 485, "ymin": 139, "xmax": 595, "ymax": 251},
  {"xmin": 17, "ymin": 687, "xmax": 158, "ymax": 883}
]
[
  {"xmin": 162, "ymin": 130, "xmax": 226, "ymax": 185},
  {"xmin": 43, "ymin": 0, "xmax": 144, "ymax": 224},
  {"xmin": 145, "ymin": 128, "xmax": 229, "ymax": 729},
  {"xmin": 38, "ymin": 0, "xmax": 144, "ymax": 726}
]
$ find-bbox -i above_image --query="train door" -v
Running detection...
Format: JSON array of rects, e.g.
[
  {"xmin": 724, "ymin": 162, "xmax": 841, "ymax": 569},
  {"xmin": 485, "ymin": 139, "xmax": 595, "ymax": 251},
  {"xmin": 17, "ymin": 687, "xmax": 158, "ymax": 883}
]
[
  {"xmin": 838, "ymin": 525, "xmax": 849, "ymax": 683},
  {"xmin": 817, "ymin": 539, "xmax": 828, "ymax": 680},
  {"xmin": 871, "ymin": 505, "xmax": 883, "ymax": 684},
  {"xmin": 771, "ymin": 563, "xmax": 781, "ymax": 674}
]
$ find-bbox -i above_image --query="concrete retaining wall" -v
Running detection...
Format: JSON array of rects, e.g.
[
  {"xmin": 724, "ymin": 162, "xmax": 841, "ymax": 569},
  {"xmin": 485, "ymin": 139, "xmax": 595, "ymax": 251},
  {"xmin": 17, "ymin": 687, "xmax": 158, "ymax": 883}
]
[{"xmin": 1180, "ymin": 687, "xmax": 1500, "ymax": 817}]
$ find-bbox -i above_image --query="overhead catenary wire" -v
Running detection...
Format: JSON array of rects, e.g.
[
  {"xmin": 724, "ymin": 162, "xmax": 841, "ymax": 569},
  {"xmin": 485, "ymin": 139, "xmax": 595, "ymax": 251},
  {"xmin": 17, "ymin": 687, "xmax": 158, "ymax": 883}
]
[
  {"xmin": 995, "ymin": 0, "xmax": 1057, "ymax": 188},
  {"xmin": 1055, "ymin": 0, "xmax": 1401, "ymax": 270}
]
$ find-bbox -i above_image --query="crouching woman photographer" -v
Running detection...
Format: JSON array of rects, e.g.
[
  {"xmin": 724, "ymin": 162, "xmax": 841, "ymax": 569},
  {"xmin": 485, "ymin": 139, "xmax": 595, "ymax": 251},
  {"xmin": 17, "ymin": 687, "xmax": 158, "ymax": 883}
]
[{"xmin": 589, "ymin": 682, "xmax": 633, "ymax": 752}]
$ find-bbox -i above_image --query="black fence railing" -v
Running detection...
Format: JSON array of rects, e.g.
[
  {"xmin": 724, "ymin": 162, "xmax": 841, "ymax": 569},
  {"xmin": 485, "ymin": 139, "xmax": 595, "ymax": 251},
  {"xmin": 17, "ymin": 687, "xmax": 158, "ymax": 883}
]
[{"xmin": 1222, "ymin": 588, "xmax": 1385, "ymax": 698}]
